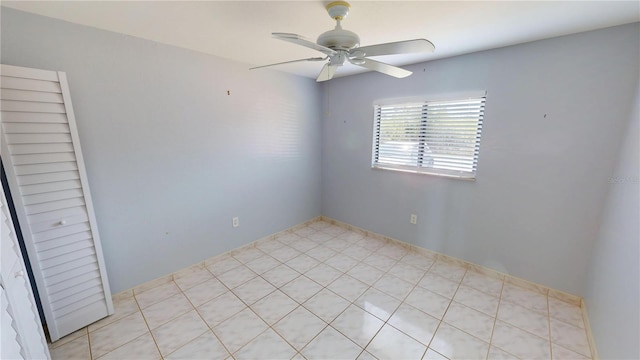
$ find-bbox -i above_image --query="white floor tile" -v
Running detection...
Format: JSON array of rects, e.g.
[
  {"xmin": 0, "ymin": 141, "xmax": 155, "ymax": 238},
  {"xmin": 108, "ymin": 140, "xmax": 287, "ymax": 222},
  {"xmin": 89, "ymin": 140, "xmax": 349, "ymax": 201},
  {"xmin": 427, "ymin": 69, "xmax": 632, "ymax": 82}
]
[
  {"xmin": 280, "ymin": 275, "xmax": 323, "ymax": 303},
  {"xmin": 341, "ymin": 244, "xmax": 373, "ymax": 261},
  {"xmin": 165, "ymin": 331, "xmax": 229, "ymax": 359},
  {"xmin": 491, "ymin": 320, "xmax": 551, "ymax": 359},
  {"xmin": 151, "ymin": 310, "xmax": 209, "ymax": 356},
  {"xmin": 232, "ymin": 247, "xmax": 265, "ymax": 264},
  {"xmin": 429, "ymin": 261, "xmax": 467, "ymax": 283},
  {"xmin": 196, "ymin": 291, "xmax": 247, "ymax": 327},
  {"xmin": 135, "ymin": 281, "xmax": 181, "ymax": 309},
  {"xmin": 430, "ymin": 323, "xmax": 489, "ymax": 360},
  {"xmin": 354, "ymin": 287, "xmax": 401, "ymax": 322},
  {"xmin": 269, "ymin": 245, "xmax": 302, "ymax": 262},
  {"xmin": 453, "ymin": 285, "xmax": 500, "ymax": 317},
  {"xmin": 50, "ymin": 335, "xmax": 91, "ymax": 360},
  {"xmin": 501, "ymin": 283, "xmax": 548, "ymax": 315},
  {"xmin": 81, "ymin": 225, "xmax": 593, "ymax": 360},
  {"xmin": 373, "ymin": 274, "xmax": 414, "ymax": 300},
  {"xmin": 404, "ymin": 286, "xmax": 451, "ymax": 319},
  {"xmin": 212, "ymin": 308, "xmax": 268, "ymax": 353},
  {"xmin": 327, "ymin": 274, "xmax": 369, "ymax": 302},
  {"xmin": 273, "ymin": 306, "xmax": 327, "ymax": 350},
  {"xmin": 418, "ymin": 272, "xmax": 460, "ymax": 299},
  {"xmin": 306, "ymin": 245, "xmax": 338, "ymax": 262},
  {"xmin": 497, "ymin": 300, "xmax": 549, "ymax": 339},
  {"xmin": 331, "ymin": 304, "xmax": 384, "ymax": 348},
  {"xmin": 173, "ymin": 265, "xmax": 214, "ymax": 291},
  {"xmin": 206, "ymin": 256, "xmax": 242, "ymax": 276},
  {"xmin": 234, "ymin": 329, "xmax": 297, "ymax": 360},
  {"xmin": 251, "ymin": 290, "xmax": 298, "ymax": 325},
  {"xmin": 88, "ymin": 296, "xmax": 140, "ymax": 333},
  {"xmin": 388, "ymin": 303, "xmax": 440, "ymax": 346},
  {"xmin": 550, "ymin": 318, "xmax": 591, "ymax": 357},
  {"xmin": 444, "ymin": 302, "xmax": 495, "ymax": 342},
  {"xmin": 255, "ymin": 238, "xmax": 285, "ymax": 253},
  {"xmin": 141, "ymin": 293, "xmax": 193, "ymax": 329},
  {"xmin": 286, "ymin": 254, "xmax": 321, "ymax": 273},
  {"xmin": 96, "ymin": 333, "xmax": 160, "ymax": 360},
  {"xmin": 232, "ymin": 276, "xmax": 276, "ymax": 305},
  {"xmin": 304, "ymin": 263, "xmax": 343, "ymax": 286},
  {"xmin": 303, "ymin": 288, "xmax": 351, "ymax": 323},
  {"xmin": 325, "ymin": 253, "xmax": 359, "ymax": 272},
  {"xmin": 487, "ymin": 345, "xmax": 515, "ymax": 359},
  {"xmin": 89, "ymin": 312, "xmax": 149, "ymax": 358},
  {"xmin": 324, "ymin": 238, "xmax": 352, "ymax": 252},
  {"xmin": 399, "ymin": 252, "xmax": 435, "ymax": 271},
  {"xmin": 302, "ymin": 326, "xmax": 363, "ymax": 360},
  {"xmin": 548, "ymin": 297, "xmax": 585, "ymax": 329},
  {"xmin": 461, "ymin": 271, "xmax": 503, "ymax": 298},
  {"xmin": 289, "ymin": 238, "xmax": 319, "ymax": 253},
  {"xmin": 183, "ymin": 278, "xmax": 228, "ymax": 307},
  {"xmin": 216, "ymin": 265, "xmax": 257, "ymax": 289},
  {"xmin": 388, "ymin": 262, "xmax": 426, "ymax": 284},
  {"xmin": 376, "ymin": 243, "xmax": 408, "ymax": 260},
  {"xmin": 347, "ymin": 262, "xmax": 385, "ymax": 285},
  {"xmin": 363, "ymin": 253, "xmax": 397, "ymax": 272},
  {"xmin": 424, "ymin": 348, "xmax": 449, "ymax": 360},
  {"xmin": 552, "ymin": 342, "xmax": 590, "ymax": 360},
  {"xmin": 262, "ymin": 264, "xmax": 300, "ymax": 288},
  {"xmin": 366, "ymin": 324, "xmax": 426, "ymax": 360},
  {"xmin": 244, "ymin": 254, "xmax": 281, "ymax": 274}
]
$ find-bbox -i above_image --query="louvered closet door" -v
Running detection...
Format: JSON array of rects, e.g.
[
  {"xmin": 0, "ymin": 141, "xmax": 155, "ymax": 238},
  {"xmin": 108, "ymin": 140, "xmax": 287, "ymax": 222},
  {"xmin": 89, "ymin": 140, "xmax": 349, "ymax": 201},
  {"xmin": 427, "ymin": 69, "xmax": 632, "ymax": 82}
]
[
  {"xmin": 1, "ymin": 64, "xmax": 113, "ymax": 341},
  {"xmin": 2, "ymin": 191, "xmax": 50, "ymax": 359}
]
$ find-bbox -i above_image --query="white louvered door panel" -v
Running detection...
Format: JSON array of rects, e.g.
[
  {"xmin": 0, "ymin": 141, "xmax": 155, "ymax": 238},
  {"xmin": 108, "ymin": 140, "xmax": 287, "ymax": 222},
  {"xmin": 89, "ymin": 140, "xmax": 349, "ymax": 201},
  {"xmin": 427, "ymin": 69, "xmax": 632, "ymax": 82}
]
[
  {"xmin": 1, "ymin": 179, "xmax": 50, "ymax": 359},
  {"xmin": 1, "ymin": 284, "xmax": 24, "ymax": 360},
  {"xmin": 1, "ymin": 64, "xmax": 113, "ymax": 341}
]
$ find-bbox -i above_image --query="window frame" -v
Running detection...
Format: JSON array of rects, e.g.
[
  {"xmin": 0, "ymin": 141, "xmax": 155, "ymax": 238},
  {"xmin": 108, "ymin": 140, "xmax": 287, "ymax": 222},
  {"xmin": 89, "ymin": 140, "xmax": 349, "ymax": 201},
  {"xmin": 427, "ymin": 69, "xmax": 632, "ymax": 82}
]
[{"xmin": 371, "ymin": 93, "xmax": 486, "ymax": 180}]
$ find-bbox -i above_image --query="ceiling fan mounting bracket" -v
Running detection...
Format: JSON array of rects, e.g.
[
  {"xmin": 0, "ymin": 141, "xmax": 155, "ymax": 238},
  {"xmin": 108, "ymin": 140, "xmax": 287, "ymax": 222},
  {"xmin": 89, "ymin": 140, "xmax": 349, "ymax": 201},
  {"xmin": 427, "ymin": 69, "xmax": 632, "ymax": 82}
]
[{"xmin": 326, "ymin": 1, "xmax": 351, "ymax": 21}]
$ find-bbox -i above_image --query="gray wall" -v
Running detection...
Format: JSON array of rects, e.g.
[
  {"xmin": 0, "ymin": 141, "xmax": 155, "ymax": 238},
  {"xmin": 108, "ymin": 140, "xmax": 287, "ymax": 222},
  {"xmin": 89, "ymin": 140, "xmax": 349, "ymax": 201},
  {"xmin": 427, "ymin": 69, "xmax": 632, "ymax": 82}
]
[
  {"xmin": 1, "ymin": 8, "xmax": 322, "ymax": 292},
  {"xmin": 584, "ymin": 83, "xmax": 639, "ymax": 359},
  {"xmin": 321, "ymin": 23, "xmax": 639, "ymax": 295}
]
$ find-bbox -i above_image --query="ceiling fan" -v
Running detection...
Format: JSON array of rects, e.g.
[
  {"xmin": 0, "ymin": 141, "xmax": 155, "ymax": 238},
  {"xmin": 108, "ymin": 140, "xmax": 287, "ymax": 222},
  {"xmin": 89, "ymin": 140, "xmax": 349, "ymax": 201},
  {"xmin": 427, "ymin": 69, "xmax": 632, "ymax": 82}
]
[{"xmin": 251, "ymin": 1, "xmax": 435, "ymax": 82}]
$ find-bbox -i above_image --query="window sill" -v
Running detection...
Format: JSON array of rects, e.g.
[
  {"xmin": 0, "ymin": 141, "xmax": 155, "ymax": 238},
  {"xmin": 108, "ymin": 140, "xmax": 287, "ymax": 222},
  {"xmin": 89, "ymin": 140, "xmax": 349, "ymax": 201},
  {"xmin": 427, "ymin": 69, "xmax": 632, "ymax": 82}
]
[{"xmin": 371, "ymin": 165, "xmax": 477, "ymax": 181}]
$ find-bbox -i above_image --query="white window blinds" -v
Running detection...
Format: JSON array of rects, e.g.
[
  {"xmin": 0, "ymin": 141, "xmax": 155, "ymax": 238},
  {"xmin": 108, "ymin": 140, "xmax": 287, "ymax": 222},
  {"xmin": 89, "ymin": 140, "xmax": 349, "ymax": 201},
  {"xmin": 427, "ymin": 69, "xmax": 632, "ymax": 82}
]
[{"xmin": 372, "ymin": 97, "xmax": 485, "ymax": 179}]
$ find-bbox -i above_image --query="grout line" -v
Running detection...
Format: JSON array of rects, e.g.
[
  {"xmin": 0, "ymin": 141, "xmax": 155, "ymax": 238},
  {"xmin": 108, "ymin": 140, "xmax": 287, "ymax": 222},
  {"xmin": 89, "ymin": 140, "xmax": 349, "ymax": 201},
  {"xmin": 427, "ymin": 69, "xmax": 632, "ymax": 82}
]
[
  {"xmin": 179, "ymin": 272, "xmax": 236, "ymax": 359},
  {"xmin": 133, "ymin": 287, "xmax": 165, "ymax": 360},
  {"xmin": 548, "ymin": 293, "xmax": 554, "ymax": 359},
  {"xmin": 424, "ymin": 264, "xmax": 465, "ymax": 355},
  {"xmin": 85, "ymin": 327, "xmax": 93, "ymax": 360},
  {"xmin": 484, "ymin": 275, "xmax": 505, "ymax": 359}
]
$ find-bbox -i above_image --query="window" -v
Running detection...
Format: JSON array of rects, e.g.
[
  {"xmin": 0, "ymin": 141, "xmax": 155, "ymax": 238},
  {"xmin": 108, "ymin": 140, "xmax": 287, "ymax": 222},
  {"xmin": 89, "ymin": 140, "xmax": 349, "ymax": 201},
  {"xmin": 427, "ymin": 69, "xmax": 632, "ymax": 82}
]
[{"xmin": 372, "ymin": 96, "xmax": 485, "ymax": 179}]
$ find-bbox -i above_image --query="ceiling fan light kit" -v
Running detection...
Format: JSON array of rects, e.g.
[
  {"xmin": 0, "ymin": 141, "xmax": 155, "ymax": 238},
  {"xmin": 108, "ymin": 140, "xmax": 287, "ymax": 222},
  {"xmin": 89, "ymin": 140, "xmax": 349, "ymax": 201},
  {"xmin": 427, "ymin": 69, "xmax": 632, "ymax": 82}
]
[{"xmin": 251, "ymin": 1, "xmax": 435, "ymax": 81}]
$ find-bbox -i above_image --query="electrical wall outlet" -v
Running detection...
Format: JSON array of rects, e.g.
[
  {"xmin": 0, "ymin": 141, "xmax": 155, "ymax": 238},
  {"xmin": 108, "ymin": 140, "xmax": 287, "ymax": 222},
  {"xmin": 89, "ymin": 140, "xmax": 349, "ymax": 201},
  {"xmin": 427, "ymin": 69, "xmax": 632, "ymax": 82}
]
[
  {"xmin": 232, "ymin": 217, "xmax": 239, "ymax": 228},
  {"xmin": 410, "ymin": 214, "xmax": 417, "ymax": 224}
]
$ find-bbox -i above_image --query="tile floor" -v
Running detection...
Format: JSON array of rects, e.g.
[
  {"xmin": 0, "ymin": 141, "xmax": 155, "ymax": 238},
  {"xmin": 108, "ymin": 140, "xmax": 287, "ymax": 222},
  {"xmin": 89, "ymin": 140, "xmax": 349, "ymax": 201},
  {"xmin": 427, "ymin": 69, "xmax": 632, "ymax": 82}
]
[{"xmin": 48, "ymin": 221, "xmax": 592, "ymax": 360}]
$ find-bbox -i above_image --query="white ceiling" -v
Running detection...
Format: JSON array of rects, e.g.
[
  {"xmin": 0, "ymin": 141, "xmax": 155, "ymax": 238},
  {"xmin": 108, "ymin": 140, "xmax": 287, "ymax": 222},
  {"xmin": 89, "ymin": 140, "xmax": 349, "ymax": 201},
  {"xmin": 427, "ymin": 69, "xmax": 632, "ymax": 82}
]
[{"xmin": 3, "ymin": 1, "xmax": 639, "ymax": 79}]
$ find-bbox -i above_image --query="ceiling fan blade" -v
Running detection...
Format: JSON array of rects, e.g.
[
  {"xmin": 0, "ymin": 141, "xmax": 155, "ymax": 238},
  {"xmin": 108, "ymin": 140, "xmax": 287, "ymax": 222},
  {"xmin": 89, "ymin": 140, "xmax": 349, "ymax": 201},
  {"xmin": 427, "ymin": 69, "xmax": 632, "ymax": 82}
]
[
  {"xmin": 273, "ymin": 33, "xmax": 337, "ymax": 56},
  {"xmin": 353, "ymin": 58, "xmax": 412, "ymax": 78},
  {"xmin": 356, "ymin": 39, "xmax": 435, "ymax": 57},
  {"xmin": 316, "ymin": 63, "xmax": 339, "ymax": 82},
  {"xmin": 250, "ymin": 57, "xmax": 326, "ymax": 70}
]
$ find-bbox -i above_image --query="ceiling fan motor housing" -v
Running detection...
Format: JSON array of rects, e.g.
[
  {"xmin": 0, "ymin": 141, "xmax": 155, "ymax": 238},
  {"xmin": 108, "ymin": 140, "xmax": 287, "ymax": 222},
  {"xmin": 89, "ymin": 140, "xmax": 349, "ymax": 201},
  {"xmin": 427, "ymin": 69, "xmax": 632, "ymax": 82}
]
[{"xmin": 317, "ymin": 27, "xmax": 360, "ymax": 50}]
